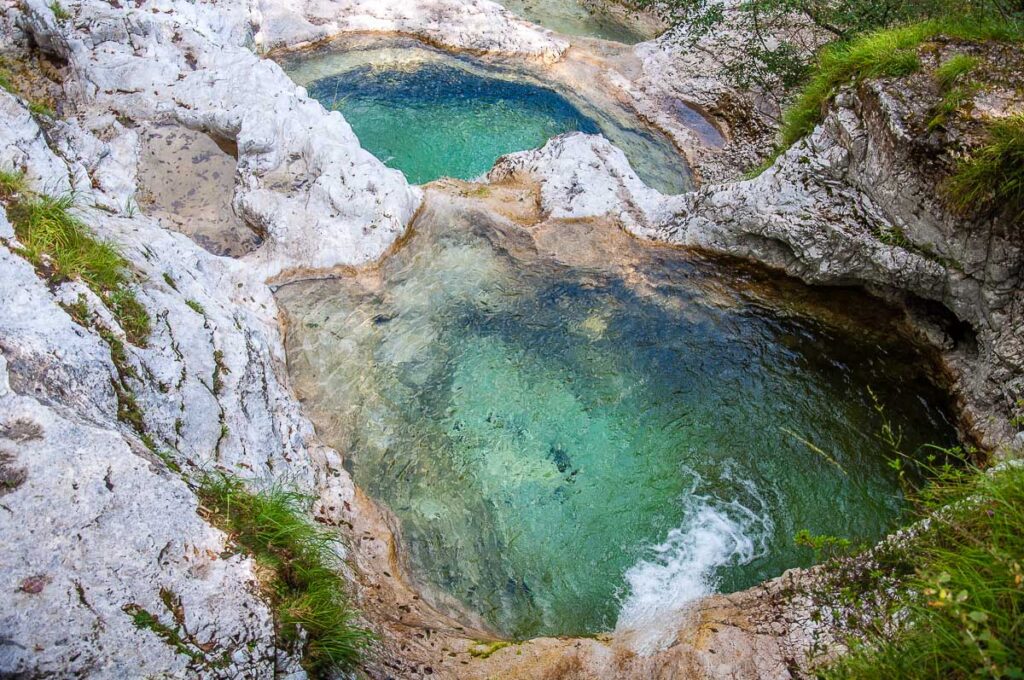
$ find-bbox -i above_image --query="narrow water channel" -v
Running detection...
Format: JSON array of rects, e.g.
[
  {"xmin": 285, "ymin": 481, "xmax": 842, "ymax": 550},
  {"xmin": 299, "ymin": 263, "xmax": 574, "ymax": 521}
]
[{"xmin": 277, "ymin": 195, "xmax": 956, "ymax": 640}]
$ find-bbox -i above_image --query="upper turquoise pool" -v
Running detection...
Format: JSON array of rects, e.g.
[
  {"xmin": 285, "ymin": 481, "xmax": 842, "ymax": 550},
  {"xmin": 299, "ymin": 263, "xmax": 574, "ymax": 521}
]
[
  {"xmin": 278, "ymin": 196, "xmax": 957, "ymax": 642},
  {"xmin": 307, "ymin": 63, "xmax": 600, "ymax": 186},
  {"xmin": 278, "ymin": 40, "xmax": 694, "ymax": 194}
]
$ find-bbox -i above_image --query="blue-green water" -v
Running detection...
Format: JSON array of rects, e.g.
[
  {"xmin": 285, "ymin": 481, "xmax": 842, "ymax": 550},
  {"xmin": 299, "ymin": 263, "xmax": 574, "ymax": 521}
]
[
  {"xmin": 282, "ymin": 42, "xmax": 694, "ymax": 194},
  {"xmin": 307, "ymin": 64, "xmax": 600, "ymax": 186},
  {"xmin": 279, "ymin": 200, "xmax": 956, "ymax": 641}
]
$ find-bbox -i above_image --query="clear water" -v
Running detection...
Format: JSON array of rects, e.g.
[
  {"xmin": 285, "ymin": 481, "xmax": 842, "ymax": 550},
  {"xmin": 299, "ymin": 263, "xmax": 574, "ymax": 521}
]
[
  {"xmin": 278, "ymin": 199, "xmax": 956, "ymax": 641},
  {"xmin": 306, "ymin": 64, "xmax": 599, "ymax": 186},
  {"xmin": 281, "ymin": 41, "xmax": 693, "ymax": 194},
  {"xmin": 497, "ymin": 0, "xmax": 658, "ymax": 43}
]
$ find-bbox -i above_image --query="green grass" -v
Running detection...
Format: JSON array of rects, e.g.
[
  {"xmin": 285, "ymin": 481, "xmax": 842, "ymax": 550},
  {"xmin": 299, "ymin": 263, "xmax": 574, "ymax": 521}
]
[
  {"xmin": 944, "ymin": 114, "xmax": 1024, "ymax": 221},
  {"xmin": 0, "ymin": 177, "xmax": 151, "ymax": 344},
  {"xmin": 124, "ymin": 604, "xmax": 205, "ymax": 663},
  {"xmin": 0, "ymin": 169, "xmax": 28, "ymax": 197},
  {"xmin": 197, "ymin": 474, "xmax": 373, "ymax": 675},
  {"xmin": 820, "ymin": 462, "xmax": 1024, "ymax": 679},
  {"xmin": 928, "ymin": 55, "xmax": 982, "ymax": 131},
  {"xmin": 935, "ymin": 54, "xmax": 981, "ymax": 89},
  {"xmin": 185, "ymin": 299, "xmax": 205, "ymax": 316},
  {"xmin": 27, "ymin": 101, "xmax": 54, "ymax": 118},
  {"xmin": 778, "ymin": 15, "xmax": 1024, "ymax": 152},
  {"xmin": 48, "ymin": 0, "xmax": 70, "ymax": 21}
]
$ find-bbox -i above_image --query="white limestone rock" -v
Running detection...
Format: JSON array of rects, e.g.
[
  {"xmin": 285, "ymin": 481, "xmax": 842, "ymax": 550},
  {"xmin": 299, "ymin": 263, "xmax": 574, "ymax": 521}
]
[
  {"xmin": 253, "ymin": 0, "xmax": 569, "ymax": 61},
  {"xmin": 18, "ymin": 0, "xmax": 423, "ymax": 279},
  {"xmin": 488, "ymin": 132, "xmax": 684, "ymax": 231},
  {"xmin": 0, "ymin": 259, "xmax": 300, "ymax": 678},
  {"xmin": 0, "ymin": 55, "xmax": 331, "ymax": 679}
]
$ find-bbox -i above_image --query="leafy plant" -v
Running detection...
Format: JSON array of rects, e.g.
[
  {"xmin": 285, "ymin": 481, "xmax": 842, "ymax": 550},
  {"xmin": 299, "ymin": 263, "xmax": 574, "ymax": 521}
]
[{"xmin": 795, "ymin": 529, "xmax": 858, "ymax": 561}]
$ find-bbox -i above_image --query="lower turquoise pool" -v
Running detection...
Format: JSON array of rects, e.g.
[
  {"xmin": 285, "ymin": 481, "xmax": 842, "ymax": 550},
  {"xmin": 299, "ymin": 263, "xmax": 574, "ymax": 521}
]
[{"xmin": 278, "ymin": 201, "xmax": 957, "ymax": 641}]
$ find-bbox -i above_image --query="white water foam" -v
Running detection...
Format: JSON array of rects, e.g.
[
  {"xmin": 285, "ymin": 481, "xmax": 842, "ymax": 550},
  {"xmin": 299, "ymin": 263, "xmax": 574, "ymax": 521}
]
[{"xmin": 614, "ymin": 476, "xmax": 773, "ymax": 654}]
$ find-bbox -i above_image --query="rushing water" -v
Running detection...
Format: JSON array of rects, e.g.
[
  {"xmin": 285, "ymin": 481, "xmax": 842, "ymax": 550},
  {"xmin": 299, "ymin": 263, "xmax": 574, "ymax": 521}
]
[
  {"xmin": 278, "ymin": 39, "xmax": 693, "ymax": 194},
  {"xmin": 278, "ymin": 197, "xmax": 956, "ymax": 641},
  {"xmin": 497, "ymin": 0, "xmax": 659, "ymax": 43}
]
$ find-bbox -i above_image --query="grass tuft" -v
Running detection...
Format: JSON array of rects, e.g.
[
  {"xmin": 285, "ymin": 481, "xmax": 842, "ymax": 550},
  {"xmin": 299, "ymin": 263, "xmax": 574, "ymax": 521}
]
[
  {"xmin": 48, "ymin": 0, "xmax": 71, "ymax": 21},
  {"xmin": 778, "ymin": 16, "xmax": 1024, "ymax": 151},
  {"xmin": 821, "ymin": 462, "xmax": 1024, "ymax": 679},
  {"xmin": 944, "ymin": 114, "xmax": 1024, "ymax": 221},
  {"xmin": 1, "ymin": 182, "xmax": 151, "ymax": 344},
  {"xmin": 935, "ymin": 54, "xmax": 981, "ymax": 90},
  {"xmin": 0, "ymin": 169, "xmax": 28, "ymax": 198},
  {"xmin": 928, "ymin": 54, "xmax": 983, "ymax": 131},
  {"xmin": 197, "ymin": 474, "xmax": 373, "ymax": 674}
]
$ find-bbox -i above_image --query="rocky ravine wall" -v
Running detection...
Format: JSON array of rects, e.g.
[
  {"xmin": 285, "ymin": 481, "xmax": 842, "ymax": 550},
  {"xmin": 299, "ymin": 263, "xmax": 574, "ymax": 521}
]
[
  {"xmin": 493, "ymin": 72, "xmax": 1023, "ymax": 453},
  {"xmin": 1, "ymin": 0, "xmax": 1021, "ymax": 679}
]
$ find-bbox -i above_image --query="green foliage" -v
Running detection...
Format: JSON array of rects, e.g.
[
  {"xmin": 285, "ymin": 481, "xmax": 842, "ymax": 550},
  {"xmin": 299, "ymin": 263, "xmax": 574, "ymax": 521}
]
[
  {"xmin": 124, "ymin": 593, "xmax": 230, "ymax": 668},
  {"xmin": 821, "ymin": 462, "xmax": 1024, "ymax": 679},
  {"xmin": 197, "ymin": 474, "xmax": 373, "ymax": 675},
  {"xmin": 795, "ymin": 529, "xmax": 857, "ymax": 561},
  {"xmin": 27, "ymin": 100, "xmax": 54, "ymax": 118},
  {"xmin": 944, "ymin": 114, "xmax": 1024, "ymax": 221},
  {"xmin": 185, "ymin": 299, "xmax": 205, "ymax": 316},
  {"xmin": 643, "ymin": 0, "xmax": 1022, "ymax": 96},
  {"xmin": 928, "ymin": 54, "xmax": 983, "ymax": 130},
  {"xmin": 777, "ymin": 16, "xmax": 1023, "ymax": 153},
  {"xmin": 48, "ymin": 1, "xmax": 70, "ymax": 21},
  {"xmin": 782, "ymin": 23, "xmax": 922, "ymax": 148},
  {"xmin": 935, "ymin": 54, "xmax": 982, "ymax": 89},
  {"xmin": 0, "ymin": 169, "xmax": 28, "ymax": 197},
  {"xmin": 1, "ymin": 180, "xmax": 151, "ymax": 345},
  {"xmin": 124, "ymin": 604, "xmax": 205, "ymax": 662}
]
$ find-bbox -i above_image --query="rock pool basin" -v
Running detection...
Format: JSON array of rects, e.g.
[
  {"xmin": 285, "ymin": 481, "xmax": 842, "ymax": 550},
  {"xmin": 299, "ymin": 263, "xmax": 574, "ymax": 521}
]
[
  {"xmin": 277, "ymin": 192, "xmax": 956, "ymax": 641},
  {"xmin": 277, "ymin": 36, "xmax": 694, "ymax": 194}
]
